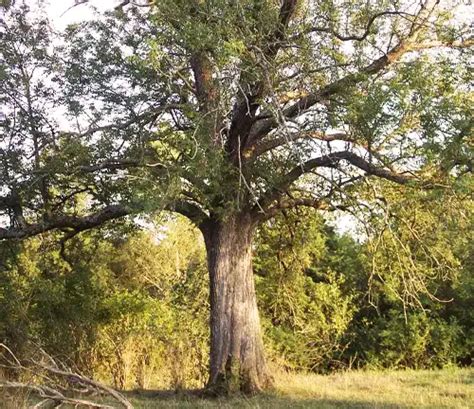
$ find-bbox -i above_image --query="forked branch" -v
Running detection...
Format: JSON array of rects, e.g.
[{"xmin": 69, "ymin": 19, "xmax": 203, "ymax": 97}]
[{"xmin": 254, "ymin": 151, "xmax": 414, "ymax": 217}]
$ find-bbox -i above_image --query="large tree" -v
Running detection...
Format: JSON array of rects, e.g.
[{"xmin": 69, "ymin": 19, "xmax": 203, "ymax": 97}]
[{"xmin": 0, "ymin": 0, "xmax": 472, "ymax": 393}]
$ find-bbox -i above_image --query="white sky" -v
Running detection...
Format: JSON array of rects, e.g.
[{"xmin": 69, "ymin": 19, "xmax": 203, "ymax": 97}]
[{"xmin": 45, "ymin": 0, "xmax": 118, "ymax": 29}]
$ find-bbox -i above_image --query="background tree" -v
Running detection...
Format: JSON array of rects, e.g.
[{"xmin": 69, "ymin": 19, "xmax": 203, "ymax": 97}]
[
  {"xmin": 254, "ymin": 210, "xmax": 359, "ymax": 371},
  {"xmin": 0, "ymin": 216, "xmax": 210, "ymax": 390},
  {"xmin": 0, "ymin": 0, "xmax": 472, "ymax": 393},
  {"xmin": 343, "ymin": 180, "xmax": 473, "ymax": 369},
  {"xmin": 1, "ymin": 203, "xmax": 471, "ymax": 395}
]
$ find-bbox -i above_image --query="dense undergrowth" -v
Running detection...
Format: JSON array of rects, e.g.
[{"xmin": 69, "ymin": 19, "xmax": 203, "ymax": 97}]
[{"xmin": 0, "ymin": 206, "xmax": 472, "ymax": 391}]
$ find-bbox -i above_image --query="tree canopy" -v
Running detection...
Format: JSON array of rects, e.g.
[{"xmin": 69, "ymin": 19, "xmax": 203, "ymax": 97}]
[{"xmin": 0, "ymin": 0, "xmax": 471, "ymax": 238}]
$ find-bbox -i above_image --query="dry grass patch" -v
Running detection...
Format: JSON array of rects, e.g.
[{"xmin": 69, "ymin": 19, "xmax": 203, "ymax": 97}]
[{"xmin": 273, "ymin": 367, "xmax": 473, "ymax": 408}]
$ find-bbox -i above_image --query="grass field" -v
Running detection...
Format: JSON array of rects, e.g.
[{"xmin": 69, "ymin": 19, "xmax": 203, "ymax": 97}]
[
  {"xmin": 2, "ymin": 367, "xmax": 472, "ymax": 408},
  {"xmin": 128, "ymin": 367, "xmax": 474, "ymax": 409}
]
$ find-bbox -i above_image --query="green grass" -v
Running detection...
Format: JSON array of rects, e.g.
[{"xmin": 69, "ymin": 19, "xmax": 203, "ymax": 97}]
[{"xmin": 128, "ymin": 367, "xmax": 474, "ymax": 409}]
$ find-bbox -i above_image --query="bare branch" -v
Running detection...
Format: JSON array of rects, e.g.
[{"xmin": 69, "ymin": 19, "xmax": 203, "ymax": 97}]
[
  {"xmin": 115, "ymin": 0, "xmax": 153, "ymax": 11},
  {"xmin": 35, "ymin": 364, "xmax": 133, "ymax": 409},
  {"xmin": 1, "ymin": 382, "xmax": 115, "ymax": 408},
  {"xmin": 247, "ymin": 131, "xmax": 349, "ymax": 158},
  {"xmin": 73, "ymin": 104, "xmax": 181, "ymax": 138},
  {"xmin": 295, "ymin": 10, "xmax": 412, "ymax": 42},
  {"xmin": 60, "ymin": 0, "xmax": 89, "ymax": 18},
  {"xmin": 0, "ymin": 344, "xmax": 133, "ymax": 409}
]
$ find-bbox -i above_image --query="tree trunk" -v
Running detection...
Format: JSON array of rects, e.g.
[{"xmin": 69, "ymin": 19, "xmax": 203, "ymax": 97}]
[{"xmin": 201, "ymin": 212, "xmax": 272, "ymax": 394}]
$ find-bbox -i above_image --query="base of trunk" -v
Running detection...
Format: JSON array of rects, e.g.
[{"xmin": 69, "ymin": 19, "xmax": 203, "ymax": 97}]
[{"xmin": 205, "ymin": 367, "xmax": 273, "ymax": 396}]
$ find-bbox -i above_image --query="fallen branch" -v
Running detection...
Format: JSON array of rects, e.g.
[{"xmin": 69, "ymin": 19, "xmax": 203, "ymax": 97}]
[
  {"xmin": 0, "ymin": 344, "xmax": 134, "ymax": 409},
  {"xmin": 36, "ymin": 363, "xmax": 133, "ymax": 409}
]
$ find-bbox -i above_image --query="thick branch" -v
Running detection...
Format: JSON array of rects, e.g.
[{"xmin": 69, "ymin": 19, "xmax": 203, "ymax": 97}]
[
  {"xmin": 190, "ymin": 53, "xmax": 218, "ymax": 114},
  {"xmin": 166, "ymin": 199, "xmax": 209, "ymax": 225},
  {"xmin": 226, "ymin": 0, "xmax": 299, "ymax": 159},
  {"xmin": 265, "ymin": 0, "xmax": 298, "ymax": 57},
  {"xmin": 257, "ymin": 196, "xmax": 348, "ymax": 222},
  {"xmin": 0, "ymin": 204, "xmax": 132, "ymax": 240}
]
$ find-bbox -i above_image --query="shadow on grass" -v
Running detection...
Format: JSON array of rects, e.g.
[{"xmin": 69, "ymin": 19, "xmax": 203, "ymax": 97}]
[{"xmin": 465, "ymin": 371, "xmax": 474, "ymax": 385}]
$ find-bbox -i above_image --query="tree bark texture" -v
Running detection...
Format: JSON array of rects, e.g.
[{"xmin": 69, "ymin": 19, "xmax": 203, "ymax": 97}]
[{"xmin": 202, "ymin": 212, "xmax": 271, "ymax": 394}]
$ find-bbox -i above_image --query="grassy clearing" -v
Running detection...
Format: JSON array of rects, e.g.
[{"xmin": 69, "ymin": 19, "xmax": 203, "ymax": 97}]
[{"xmin": 129, "ymin": 367, "xmax": 474, "ymax": 409}]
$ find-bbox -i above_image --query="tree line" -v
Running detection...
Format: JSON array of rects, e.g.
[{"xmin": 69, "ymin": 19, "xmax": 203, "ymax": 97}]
[{"xmin": 1, "ymin": 196, "xmax": 472, "ymax": 389}]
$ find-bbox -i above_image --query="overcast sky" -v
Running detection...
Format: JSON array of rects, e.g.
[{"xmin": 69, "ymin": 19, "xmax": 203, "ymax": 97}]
[{"xmin": 45, "ymin": 0, "xmax": 118, "ymax": 29}]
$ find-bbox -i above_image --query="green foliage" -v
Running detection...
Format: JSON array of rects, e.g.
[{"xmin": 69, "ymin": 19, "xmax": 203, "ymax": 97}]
[
  {"xmin": 252, "ymin": 191, "xmax": 473, "ymax": 372},
  {"xmin": 0, "ymin": 216, "xmax": 209, "ymax": 389},
  {"xmin": 255, "ymin": 210, "xmax": 358, "ymax": 371},
  {"xmin": 341, "ymin": 181, "xmax": 474, "ymax": 369},
  {"xmin": 360, "ymin": 311, "xmax": 463, "ymax": 369},
  {"xmin": 0, "ymin": 1, "xmax": 472, "ymax": 396},
  {"xmin": 1, "ymin": 203, "xmax": 472, "ymax": 386}
]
